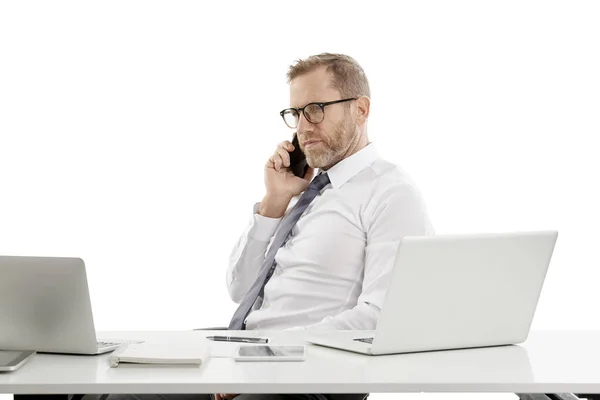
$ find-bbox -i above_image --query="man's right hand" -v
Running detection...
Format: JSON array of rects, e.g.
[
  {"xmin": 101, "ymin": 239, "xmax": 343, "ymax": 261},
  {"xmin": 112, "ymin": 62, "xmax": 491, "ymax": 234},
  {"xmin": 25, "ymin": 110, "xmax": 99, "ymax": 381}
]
[{"xmin": 258, "ymin": 140, "xmax": 315, "ymax": 218}]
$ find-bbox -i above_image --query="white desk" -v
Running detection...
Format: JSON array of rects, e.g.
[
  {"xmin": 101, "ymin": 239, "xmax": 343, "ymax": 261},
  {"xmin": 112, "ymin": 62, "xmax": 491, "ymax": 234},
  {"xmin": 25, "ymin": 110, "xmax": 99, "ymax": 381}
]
[{"xmin": 1, "ymin": 330, "xmax": 599, "ymax": 397}]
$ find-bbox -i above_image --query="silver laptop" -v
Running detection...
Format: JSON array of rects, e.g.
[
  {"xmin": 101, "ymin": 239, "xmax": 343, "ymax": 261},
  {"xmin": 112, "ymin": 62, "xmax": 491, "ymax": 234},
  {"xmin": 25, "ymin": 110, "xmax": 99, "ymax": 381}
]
[
  {"xmin": 306, "ymin": 230, "xmax": 558, "ymax": 355},
  {"xmin": 0, "ymin": 256, "xmax": 122, "ymax": 354}
]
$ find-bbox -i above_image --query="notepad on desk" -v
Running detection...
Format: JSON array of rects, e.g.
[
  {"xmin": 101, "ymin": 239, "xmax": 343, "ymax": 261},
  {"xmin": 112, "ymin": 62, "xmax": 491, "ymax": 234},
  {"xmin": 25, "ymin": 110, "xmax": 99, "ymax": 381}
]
[{"xmin": 108, "ymin": 342, "xmax": 211, "ymax": 368}]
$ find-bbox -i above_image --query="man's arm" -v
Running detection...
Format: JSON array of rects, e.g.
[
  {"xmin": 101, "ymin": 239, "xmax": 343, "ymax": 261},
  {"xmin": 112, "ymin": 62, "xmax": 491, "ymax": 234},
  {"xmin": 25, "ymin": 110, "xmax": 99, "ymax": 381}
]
[
  {"xmin": 227, "ymin": 139, "xmax": 312, "ymax": 304},
  {"xmin": 226, "ymin": 201, "xmax": 282, "ymax": 304},
  {"xmin": 286, "ymin": 183, "xmax": 434, "ymax": 330}
]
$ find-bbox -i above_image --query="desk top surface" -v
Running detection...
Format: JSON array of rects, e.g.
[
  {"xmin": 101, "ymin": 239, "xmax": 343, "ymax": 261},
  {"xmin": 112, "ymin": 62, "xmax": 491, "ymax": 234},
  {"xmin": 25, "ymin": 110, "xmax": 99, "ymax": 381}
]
[{"xmin": 1, "ymin": 330, "xmax": 599, "ymax": 394}]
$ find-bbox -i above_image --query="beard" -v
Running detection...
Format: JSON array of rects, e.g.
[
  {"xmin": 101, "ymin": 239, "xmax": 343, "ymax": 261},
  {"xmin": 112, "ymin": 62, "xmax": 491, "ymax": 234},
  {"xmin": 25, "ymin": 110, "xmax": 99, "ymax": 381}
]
[{"xmin": 302, "ymin": 118, "xmax": 357, "ymax": 170}]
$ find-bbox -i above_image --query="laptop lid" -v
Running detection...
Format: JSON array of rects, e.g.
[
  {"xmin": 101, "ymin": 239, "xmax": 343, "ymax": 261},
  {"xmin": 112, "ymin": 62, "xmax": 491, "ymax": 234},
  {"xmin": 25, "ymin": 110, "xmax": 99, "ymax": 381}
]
[
  {"xmin": 370, "ymin": 230, "xmax": 558, "ymax": 355},
  {"xmin": 0, "ymin": 256, "xmax": 100, "ymax": 354}
]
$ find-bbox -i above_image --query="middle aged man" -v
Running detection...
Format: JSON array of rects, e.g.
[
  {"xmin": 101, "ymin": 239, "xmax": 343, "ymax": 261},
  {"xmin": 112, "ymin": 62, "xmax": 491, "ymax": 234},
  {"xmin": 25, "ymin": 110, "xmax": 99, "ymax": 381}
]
[
  {"xmin": 95, "ymin": 53, "xmax": 434, "ymax": 400},
  {"xmin": 225, "ymin": 53, "xmax": 434, "ymax": 333},
  {"xmin": 216, "ymin": 53, "xmax": 435, "ymax": 399}
]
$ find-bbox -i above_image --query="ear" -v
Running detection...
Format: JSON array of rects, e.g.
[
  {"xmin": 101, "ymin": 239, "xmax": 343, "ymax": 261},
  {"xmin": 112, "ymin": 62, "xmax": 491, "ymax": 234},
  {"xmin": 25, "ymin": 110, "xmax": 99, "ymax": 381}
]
[{"xmin": 355, "ymin": 96, "xmax": 370, "ymax": 125}]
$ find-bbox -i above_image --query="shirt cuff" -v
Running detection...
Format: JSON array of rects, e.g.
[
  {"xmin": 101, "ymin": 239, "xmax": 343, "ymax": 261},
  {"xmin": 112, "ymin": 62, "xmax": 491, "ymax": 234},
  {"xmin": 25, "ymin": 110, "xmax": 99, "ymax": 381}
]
[{"xmin": 248, "ymin": 202, "xmax": 282, "ymax": 241}]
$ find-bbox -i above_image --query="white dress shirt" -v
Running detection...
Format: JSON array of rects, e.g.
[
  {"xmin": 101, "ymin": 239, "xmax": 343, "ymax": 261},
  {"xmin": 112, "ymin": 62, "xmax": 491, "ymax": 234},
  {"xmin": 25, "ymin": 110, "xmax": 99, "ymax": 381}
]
[{"xmin": 226, "ymin": 143, "xmax": 435, "ymax": 331}]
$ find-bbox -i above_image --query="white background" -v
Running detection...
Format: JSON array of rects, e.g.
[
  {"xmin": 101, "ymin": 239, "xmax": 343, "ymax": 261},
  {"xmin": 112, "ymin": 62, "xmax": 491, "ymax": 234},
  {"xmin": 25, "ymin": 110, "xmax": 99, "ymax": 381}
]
[{"xmin": 1, "ymin": 1, "xmax": 599, "ymax": 399}]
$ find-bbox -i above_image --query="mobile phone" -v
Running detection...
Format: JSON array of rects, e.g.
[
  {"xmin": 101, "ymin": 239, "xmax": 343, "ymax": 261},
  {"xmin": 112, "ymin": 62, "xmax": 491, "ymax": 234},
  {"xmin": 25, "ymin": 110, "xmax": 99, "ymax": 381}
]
[
  {"xmin": 289, "ymin": 133, "xmax": 308, "ymax": 178},
  {"xmin": 233, "ymin": 345, "xmax": 306, "ymax": 362}
]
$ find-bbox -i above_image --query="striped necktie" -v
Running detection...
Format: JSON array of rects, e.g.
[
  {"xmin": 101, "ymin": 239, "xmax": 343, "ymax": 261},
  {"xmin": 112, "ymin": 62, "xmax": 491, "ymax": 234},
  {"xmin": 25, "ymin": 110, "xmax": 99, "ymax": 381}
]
[{"xmin": 227, "ymin": 172, "xmax": 331, "ymax": 330}]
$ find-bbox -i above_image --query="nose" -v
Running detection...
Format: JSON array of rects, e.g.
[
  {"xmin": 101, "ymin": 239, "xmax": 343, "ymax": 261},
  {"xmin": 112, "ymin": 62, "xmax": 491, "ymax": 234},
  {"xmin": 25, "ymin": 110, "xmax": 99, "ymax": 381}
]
[{"xmin": 296, "ymin": 110, "xmax": 314, "ymax": 135}]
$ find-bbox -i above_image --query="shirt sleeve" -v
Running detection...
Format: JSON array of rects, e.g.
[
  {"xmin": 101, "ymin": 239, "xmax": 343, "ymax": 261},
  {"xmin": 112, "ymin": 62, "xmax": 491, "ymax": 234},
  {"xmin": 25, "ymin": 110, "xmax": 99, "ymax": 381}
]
[
  {"xmin": 226, "ymin": 202, "xmax": 282, "ymax": 304},
  {"xmin": 286, "ymin": 183, "xmax": 434, "ymax": 331}
]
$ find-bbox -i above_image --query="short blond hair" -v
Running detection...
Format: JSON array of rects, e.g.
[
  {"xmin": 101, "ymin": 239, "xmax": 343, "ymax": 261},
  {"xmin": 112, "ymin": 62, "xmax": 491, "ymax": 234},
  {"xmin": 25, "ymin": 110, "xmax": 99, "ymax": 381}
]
[{"xmin": 286, "ymin": 53, "xmax": 371, "ymax": 99}]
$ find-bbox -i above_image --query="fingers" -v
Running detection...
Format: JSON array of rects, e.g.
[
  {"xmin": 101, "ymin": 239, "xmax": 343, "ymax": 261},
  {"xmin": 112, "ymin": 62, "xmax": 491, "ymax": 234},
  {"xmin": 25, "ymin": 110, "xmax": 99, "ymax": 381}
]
[
  {"xmin": 278, "ymin": 140, "xmax": 293, "ymax": 151},
  {"xmin": 276, "ymin": 147, "xmax": 290, "ymax": 169},
  {"xmin": 269, "ymin": 141, "xmax": 294, "ymax": 172}
]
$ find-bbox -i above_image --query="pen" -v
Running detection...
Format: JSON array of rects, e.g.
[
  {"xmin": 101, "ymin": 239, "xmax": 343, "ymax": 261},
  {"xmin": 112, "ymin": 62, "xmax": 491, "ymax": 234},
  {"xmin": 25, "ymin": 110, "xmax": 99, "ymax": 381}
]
[{"xmin": 205, "ymin": 335, "xmax": 268, "ymax": 344}]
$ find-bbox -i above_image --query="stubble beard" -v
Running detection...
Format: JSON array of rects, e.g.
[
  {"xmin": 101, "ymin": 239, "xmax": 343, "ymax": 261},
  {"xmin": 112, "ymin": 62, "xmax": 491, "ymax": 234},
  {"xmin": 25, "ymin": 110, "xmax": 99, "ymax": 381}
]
[{"xmin": 304, "ymin": 119, "xmax": 356, "ymax": 170}]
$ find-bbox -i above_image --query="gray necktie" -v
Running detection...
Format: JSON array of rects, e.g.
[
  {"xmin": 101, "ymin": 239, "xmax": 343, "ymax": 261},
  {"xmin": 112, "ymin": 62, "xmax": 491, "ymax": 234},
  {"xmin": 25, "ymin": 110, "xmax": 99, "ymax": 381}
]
[{"xmin": 227, "ymin": 172, "xmax": 331, "ymax": 330}]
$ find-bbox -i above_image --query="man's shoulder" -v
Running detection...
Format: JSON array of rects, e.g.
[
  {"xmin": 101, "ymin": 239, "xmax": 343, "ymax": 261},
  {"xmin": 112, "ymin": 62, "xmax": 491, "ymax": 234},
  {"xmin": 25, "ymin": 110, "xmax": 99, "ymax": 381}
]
[{"xmin": 355, "ymin": 158, "xmax": 421, "ymax": 194}]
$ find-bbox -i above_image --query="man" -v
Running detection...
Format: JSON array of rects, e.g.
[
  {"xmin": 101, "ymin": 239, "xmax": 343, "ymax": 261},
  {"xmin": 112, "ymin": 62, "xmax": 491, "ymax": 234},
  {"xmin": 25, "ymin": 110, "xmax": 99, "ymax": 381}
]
[
  {"xmin": 100, "ymin": 53, "xmax": 434, "ymax": 400},
  {"xmin": 218, "ymin": 53, "xmax": 435, "ymax": 398},
  {"xmin": 226, "ymin": 52, "xmax": 434, "ymax": 332}
]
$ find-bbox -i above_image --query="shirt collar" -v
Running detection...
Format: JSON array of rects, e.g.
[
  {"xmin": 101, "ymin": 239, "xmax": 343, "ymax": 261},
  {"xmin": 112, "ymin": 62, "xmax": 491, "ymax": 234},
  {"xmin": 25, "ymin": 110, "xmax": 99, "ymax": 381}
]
[{"xmin": 316, "ymin": 143, "xmax": 379, "ymax": 189}]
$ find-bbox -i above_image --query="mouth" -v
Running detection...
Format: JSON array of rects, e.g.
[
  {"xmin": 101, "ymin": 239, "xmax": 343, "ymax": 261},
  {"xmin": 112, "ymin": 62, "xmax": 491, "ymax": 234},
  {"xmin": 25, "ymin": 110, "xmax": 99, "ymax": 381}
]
[{"xmin": 304, "ymin": 140, "xmax": 322, "ymax": 149}]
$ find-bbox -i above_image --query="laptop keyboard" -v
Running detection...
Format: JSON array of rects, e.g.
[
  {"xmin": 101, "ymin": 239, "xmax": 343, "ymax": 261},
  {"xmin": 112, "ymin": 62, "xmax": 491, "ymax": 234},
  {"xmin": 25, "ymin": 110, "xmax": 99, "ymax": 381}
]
[{"xmin": 354, "ymin": 337, "xmax": 373, "ymax": 344}]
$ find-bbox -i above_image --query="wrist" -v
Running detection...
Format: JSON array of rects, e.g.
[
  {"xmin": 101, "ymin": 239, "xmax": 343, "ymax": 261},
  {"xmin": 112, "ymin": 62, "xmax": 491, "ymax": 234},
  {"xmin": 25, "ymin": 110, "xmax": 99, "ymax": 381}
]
[{"xmin": 258, "ymin": 193, "xmax": 292, "ymax": 218}]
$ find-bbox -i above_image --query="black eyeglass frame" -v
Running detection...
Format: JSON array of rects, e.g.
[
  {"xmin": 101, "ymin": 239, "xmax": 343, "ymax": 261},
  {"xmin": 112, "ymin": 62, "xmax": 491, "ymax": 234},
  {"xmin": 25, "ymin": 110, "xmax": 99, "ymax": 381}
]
[{"xmin": 279, "ymin": 97, "xmax": 358, "ymax": 128}]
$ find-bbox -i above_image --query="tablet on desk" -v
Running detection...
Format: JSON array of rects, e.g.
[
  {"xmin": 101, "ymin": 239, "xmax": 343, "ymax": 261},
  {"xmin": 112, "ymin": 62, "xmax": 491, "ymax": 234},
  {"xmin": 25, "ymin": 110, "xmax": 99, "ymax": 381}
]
[
  {"xmin": 234, "ymin": 345, "xmax": 306, "ymax": 362},
  {"xmin": 0, "ymin": 350, "xmax": 36, "ymax": 372}
]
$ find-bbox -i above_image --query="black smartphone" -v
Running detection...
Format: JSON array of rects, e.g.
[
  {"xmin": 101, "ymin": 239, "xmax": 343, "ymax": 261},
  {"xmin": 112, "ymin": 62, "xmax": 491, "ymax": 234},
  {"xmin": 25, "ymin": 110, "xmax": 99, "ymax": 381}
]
[{"xmin": 289, "ymin": 133, "xmax": 308, "ymax": 178}]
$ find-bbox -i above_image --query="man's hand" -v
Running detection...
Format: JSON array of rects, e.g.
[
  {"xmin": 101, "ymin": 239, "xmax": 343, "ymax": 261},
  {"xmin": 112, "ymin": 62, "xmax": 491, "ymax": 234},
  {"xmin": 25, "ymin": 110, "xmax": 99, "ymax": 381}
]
[
  {"xmin": 259, "ymin": 139, "xmax": 315, "ymax": 218},
  {"xmin": 214, "ymin": 394, "xmax": 238, "ymax": 400}
]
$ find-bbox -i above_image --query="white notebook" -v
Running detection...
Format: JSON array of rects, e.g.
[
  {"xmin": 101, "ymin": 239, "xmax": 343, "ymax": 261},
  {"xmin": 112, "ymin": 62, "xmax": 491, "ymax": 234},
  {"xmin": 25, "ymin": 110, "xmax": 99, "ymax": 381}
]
[{"xmin": 109, "ymin": 342, "xmax": 211, "ymax": 367}]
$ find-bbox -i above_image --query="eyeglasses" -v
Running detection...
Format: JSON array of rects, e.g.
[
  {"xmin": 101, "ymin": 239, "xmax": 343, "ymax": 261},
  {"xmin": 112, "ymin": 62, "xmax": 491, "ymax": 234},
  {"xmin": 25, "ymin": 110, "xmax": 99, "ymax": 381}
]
[{"xmin": 280, "ymin": 98, "xmax": 357, "ymax": 129}]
